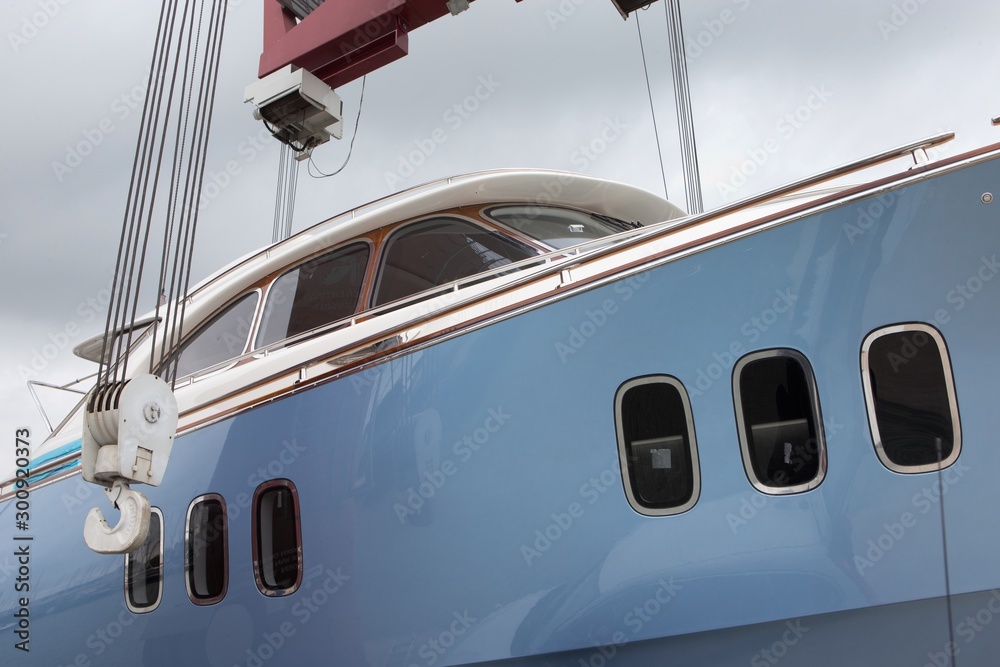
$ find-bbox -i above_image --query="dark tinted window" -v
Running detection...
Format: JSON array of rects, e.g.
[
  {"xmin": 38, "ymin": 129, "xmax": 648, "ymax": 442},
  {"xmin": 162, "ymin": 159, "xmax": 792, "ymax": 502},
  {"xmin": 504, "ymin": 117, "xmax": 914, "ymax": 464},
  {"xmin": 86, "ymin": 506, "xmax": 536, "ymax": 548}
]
[
  {"xmin": 486, "ymin": 205, "xmax": 636, "ymax": 249},
  {"xmin": 125, "ymin": 507, "xmax": 162, "ymax": 613},
  {"xmin": 734, "ymin": 350, "xmax": 826, "ymax": 493},
  {"xmin": 615, "ymin": 376, "xmax": 700, "ymax": 516},
  {"xmin": 253, "ymin": 481, "xmax": 302, "ymax": 596},
  {"xmin": 862, "ymin": 324, "xmax": 960, "ymax": 472},
  {"xmin": 172, "ymin": 292, "xmax": 258, "ymax": 379},
  {"xmin": 373, "ymin": 217, "xmax": 536, "ymax": 306},
  {"xmin": 256, "ymin": 243, "xmax": 370, "ymax": 349},
  {"xmin": 186, "ymin": 495, "xmax": 228, "ymax": 604}
]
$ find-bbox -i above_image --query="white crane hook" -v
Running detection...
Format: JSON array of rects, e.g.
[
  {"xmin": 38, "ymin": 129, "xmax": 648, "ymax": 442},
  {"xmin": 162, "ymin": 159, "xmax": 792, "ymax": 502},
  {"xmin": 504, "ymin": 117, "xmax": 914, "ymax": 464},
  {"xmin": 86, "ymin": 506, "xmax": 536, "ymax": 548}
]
[{"xmin": 83, "ymin": 479, "xmax": 151, "ymax": 554}]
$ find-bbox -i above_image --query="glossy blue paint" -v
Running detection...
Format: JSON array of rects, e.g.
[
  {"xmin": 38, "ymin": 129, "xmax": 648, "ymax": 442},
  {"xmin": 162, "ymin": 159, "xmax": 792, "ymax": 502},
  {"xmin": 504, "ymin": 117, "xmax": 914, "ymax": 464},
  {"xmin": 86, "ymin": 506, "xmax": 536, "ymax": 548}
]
[{"xmin": 3, "ymin": 153, "xmax": 999, "ymax": 665}]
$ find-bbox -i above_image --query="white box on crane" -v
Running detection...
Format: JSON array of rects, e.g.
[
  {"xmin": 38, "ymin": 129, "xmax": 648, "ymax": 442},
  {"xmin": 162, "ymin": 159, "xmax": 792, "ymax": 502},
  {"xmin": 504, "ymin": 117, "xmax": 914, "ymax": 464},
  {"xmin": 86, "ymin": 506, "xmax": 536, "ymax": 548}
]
[{"xmin": 244, "ymin": 65, "xmax": 343, "ymax": 154}]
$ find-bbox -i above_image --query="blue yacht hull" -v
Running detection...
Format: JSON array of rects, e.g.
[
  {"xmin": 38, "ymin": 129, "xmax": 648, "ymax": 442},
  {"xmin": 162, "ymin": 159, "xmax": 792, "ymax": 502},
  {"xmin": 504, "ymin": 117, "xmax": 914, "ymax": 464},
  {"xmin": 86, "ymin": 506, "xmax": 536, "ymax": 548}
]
[{"xmin": 4, "ymin": 151, "xmax": 1000, "ymax": 666}]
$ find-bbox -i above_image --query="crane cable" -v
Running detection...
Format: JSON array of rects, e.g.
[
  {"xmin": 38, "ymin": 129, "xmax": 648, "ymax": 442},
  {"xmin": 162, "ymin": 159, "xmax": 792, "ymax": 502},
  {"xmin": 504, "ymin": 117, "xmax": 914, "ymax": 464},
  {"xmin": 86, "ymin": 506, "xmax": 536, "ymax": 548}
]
[
  {"xmin": 272, "ymin": 143, "xmax": 299, "ymax": 243},
  {"xmin": 308, "ymin": 75, "xmax": 367, "ymax": 179},
  {"xmin": 161, "ymin": 0, "xmax": 229, "ymax": 385},
  {"xmin": 270, "ymin": 74, "xmax": 366, "ymax": 242},
  {"xmin": 96, "ymin": 0, "xmax": 229, "ymax": 391},
  {"xmin": 635, "ymin": 9, "xmax": 670, "ymax": 202},
  {"xmin": 97, "ymin": 0, "xmax": 179, "ymax": 388},
  {"xmin": 664, "ymin": 0, "xmax": 704, "ymax": 214}
]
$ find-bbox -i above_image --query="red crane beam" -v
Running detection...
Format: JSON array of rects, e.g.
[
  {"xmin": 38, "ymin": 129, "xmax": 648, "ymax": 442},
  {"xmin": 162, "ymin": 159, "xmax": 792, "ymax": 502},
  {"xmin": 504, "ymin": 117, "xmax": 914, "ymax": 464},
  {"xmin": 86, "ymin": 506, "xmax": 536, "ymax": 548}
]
[{"xmin": 259, "ymin": 0, "xmax": 494, "ymax": 91}]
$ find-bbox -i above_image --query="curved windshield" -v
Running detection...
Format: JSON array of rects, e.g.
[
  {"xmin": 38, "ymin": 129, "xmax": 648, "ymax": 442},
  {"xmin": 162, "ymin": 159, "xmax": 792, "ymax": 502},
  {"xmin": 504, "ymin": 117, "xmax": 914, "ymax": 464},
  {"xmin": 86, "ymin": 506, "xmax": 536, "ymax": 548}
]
[
  {"xmin": 485, "ymin": 205, "xmax": 638, "ymax": 250},
  {"xmin": 168, "ymin": 292, "xmax": 258, "ymax": 380},
  {"xmin": 373, "ymin": 217, "xmax": 536, "ymax": 307},
  {"xmin": 256, "ymin": 242, "xmax": 370, "ymax": 349}
]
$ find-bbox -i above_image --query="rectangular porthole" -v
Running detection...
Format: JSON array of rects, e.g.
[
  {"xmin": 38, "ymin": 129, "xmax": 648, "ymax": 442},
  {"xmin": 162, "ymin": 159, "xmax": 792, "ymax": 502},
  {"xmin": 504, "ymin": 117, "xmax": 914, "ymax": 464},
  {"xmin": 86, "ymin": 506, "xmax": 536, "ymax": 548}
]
[
  {"xmin": 185, "ymin": 494, "xmax": 228, "ymax": 605},
  {"xmin": 125, "ymin": 507, "xmax": 163, "ymax": 613},
  {"xmin": 614, "ymin": 376, "xmax": 700, "ymax": 516},
  {"xmin": 734, "ymin": 349, "xmax": 826, "ymax": 494},
  {"xmin": 861, "ymin": 323, "xmax": 961, "ymax": 473},
  {"xmin": 253, "ymin": 480, "xmax": 303, "ymax": 596}
]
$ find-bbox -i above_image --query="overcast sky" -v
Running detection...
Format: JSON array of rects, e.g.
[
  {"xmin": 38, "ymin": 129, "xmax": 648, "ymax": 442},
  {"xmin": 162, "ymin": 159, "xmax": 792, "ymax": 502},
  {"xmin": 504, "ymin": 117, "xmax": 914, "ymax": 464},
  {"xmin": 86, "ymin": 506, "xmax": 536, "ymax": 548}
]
[{"xmin": 1, "ymin": 0, "xmax": 998, "ymax": 447}]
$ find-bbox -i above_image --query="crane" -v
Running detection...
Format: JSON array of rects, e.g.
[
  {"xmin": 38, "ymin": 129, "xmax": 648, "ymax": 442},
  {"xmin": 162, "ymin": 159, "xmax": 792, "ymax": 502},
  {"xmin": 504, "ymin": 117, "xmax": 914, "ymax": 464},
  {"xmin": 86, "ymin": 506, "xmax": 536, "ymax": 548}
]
[{"xmin": 245, "ymin": 0, "xmax": 653, "ymax": 156}]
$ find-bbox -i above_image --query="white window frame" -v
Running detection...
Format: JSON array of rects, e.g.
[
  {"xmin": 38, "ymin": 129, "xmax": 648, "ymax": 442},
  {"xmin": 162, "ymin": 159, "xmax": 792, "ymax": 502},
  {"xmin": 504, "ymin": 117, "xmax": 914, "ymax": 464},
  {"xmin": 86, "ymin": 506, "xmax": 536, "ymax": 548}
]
[
  {"xmin": 614, "ymin": 375, "xmax": 701, "ymax": 517},
  {"xmin": 860, "ymin": 323, "xmax": 961, "ymax": 474},
  {"xmin": 733, "ymin": 349, "xmax": 827, "ymax": 495}
]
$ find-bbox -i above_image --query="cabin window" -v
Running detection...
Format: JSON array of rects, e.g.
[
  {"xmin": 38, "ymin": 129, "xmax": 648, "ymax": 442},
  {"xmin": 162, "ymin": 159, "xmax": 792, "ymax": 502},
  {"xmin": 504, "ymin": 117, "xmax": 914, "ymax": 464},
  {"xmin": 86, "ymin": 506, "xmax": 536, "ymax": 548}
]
[
  {"xmin": 125, "ymin": 507, "xmax": 163, "ymax": 613},
  {"xmin": 486, "ymin": 205, "xmax": 637, "ymax": 249},
  {"xmin": 734, "ymin": 349, "xmax": 826, "ymax": 494},
  {"xmin": 256, "ymin": 242, "xmax": 370, "ymax": 349},
  {"xmin": 253, "ymin": 480, "xmax": 303, "ymax": 596},
  {"xmin": 614, "ymin": 376, "xmax": 700, "ymax": 516},
  {"xmin": 372, "ymin": 217, "xmax": 537, "ymax": 306},
  {"xmin": 861, "ymin": 323, "xmax": 960, "ymax": 473},
  {"xmin": 185, "ymin": 494, "xmax": 228, "ymax": 605},
  {"xmin": 170, "ymin": 292, "xmax": 259, "ymax": 380}
]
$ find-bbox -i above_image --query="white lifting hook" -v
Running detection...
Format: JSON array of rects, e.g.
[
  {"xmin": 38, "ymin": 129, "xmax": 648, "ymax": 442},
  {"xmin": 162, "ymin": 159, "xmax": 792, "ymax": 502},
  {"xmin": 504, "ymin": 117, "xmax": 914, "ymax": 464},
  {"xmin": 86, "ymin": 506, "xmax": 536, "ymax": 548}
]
[
  {"xmin": 82, "ymin": 374, "xmax": 177, "ymax": 555},
  {"xmin": 84, "ymin": 479, "xmax": 151, "ymax": 554}
]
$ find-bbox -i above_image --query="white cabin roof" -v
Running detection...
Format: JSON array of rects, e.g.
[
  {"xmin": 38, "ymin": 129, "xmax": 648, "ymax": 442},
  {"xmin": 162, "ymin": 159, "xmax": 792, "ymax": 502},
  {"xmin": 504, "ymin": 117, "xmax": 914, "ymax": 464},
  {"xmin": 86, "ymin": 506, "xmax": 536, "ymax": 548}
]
[
  {"xmin": 73, "ymin": 169, "xmax": 683, "ymax": 363},
  {"xmin": 188, "ymin": 168, "xmax": 682, "ymax": 302}
]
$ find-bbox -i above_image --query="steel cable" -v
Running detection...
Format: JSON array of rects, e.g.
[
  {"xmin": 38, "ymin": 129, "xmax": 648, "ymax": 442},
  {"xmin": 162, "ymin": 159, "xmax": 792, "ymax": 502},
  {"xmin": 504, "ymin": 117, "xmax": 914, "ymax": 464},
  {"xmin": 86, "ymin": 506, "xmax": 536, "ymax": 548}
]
[
  {"xmin": 94, "ymin": 0, "xmax": 228, "ymax": 391},
  {"xmin": 98, "ymin": 0, "xmax": 177, "ymax": 387}
]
